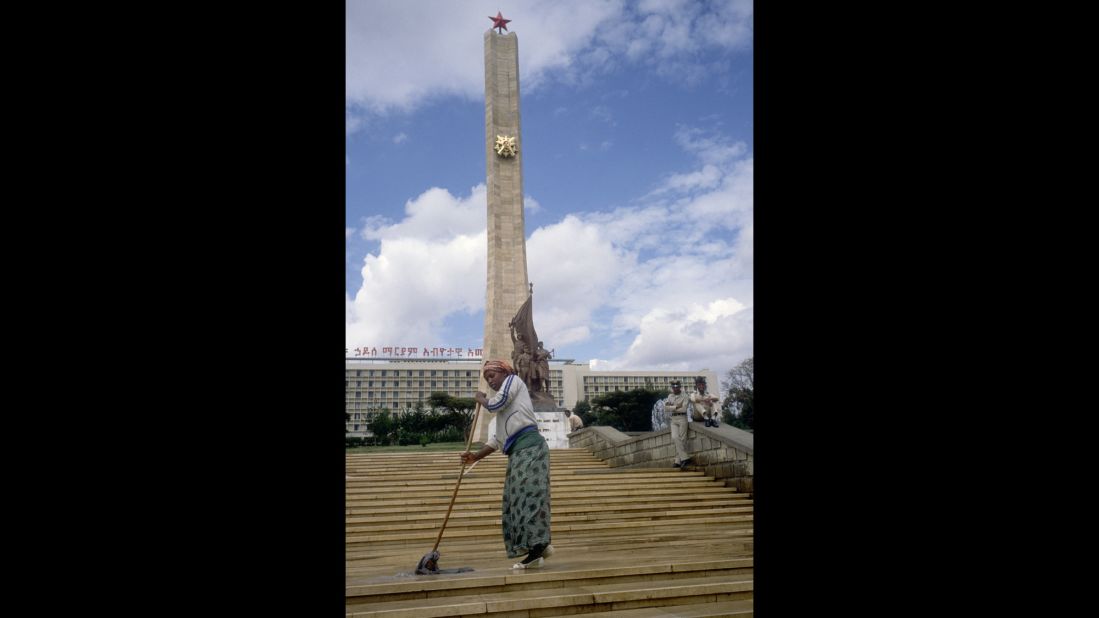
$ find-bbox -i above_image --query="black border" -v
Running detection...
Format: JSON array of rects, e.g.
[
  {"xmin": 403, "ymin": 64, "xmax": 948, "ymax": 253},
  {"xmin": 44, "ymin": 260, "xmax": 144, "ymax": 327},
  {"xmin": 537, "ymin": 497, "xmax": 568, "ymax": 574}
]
[
  {"xmin": 91, "ymin": 5, "xmax": 350, "ymax": 613},
  {"xmin": 48, "ymin": 2, "xmax": 996, "ymax": 613},
  {"xmin": 754, "ymin": 3, "xmax": 959, "ymax": 613}
]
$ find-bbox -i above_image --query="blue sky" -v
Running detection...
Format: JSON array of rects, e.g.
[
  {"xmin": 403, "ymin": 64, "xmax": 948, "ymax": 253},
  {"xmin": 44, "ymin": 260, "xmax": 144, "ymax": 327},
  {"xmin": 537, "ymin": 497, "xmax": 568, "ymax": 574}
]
[{"xmin": 346, "ymin": 0, "xmax": 753, "ymax": 386}]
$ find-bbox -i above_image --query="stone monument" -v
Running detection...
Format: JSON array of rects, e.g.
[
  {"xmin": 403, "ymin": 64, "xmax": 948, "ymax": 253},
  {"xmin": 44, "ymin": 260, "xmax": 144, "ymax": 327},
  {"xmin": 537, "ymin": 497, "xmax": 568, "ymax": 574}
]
[
  {"xmin": 508, "ymin": 286, "xmax": 556, "ymax": 408},
  {"xmin": 474, "ymin": 14, "xmax": 569, "ymax": 448}
]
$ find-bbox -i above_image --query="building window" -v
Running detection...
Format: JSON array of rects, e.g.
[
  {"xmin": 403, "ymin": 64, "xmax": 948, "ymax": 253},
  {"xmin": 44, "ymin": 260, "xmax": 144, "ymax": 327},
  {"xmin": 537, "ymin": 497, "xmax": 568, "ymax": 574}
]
[{"xmin": 355, "ymin": 392, "xmax": 361, "ymax": 399}]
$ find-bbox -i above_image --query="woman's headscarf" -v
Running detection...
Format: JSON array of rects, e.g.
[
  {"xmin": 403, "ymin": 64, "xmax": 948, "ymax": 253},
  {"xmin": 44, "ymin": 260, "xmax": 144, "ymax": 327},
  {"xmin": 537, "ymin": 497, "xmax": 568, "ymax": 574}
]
[{"xmin": 482, "ymin": 359, "xmax": 515, "ymax": 376}]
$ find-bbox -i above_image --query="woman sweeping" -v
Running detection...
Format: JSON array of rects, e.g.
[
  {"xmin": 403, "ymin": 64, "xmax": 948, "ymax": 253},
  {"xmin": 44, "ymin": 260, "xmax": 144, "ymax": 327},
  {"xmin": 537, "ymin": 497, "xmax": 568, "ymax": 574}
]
[{"xmin": 462, "ymin": 359, "xmax": 555, "ymax": 569}]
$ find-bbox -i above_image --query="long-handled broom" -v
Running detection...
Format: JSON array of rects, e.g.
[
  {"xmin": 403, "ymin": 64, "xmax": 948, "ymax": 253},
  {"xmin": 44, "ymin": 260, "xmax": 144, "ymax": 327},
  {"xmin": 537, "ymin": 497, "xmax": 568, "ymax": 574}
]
[{"xmin": 415, "ymin": 402, "xmax": 483, "ymax": 574}]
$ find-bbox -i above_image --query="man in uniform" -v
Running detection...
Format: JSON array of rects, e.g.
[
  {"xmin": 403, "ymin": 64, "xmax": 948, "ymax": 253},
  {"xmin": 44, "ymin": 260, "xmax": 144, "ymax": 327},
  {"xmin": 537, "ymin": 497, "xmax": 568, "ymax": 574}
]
[
  {"xmin": 664, "ymin": 380, "xmax": 693, "ymax": 468},
  {"xmin": 690, "ymin": 376, "xmax": 721, "ymax": 427}
]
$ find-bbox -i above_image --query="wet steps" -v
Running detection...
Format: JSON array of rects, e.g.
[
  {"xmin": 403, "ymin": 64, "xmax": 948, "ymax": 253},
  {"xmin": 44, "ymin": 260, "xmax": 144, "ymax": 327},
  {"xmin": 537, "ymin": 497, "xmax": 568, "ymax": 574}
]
[{"xmin": 347, "ymin": 448, "xmax": 753, "ymax": 616}]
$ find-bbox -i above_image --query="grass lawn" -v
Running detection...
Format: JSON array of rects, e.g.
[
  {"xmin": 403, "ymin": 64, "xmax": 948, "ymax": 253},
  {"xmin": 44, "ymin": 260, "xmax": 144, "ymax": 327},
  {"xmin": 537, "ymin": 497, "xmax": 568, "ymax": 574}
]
[{"xmin": 346, "ymin": 441, "xmax": 485, "ymax": 454}]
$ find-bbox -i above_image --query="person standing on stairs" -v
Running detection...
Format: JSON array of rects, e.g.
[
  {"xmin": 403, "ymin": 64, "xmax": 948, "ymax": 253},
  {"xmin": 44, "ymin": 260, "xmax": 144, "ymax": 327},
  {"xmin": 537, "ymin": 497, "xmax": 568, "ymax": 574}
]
[
  {"xmin": 463, "ymin": 359, "xmax": 555, "ymax": 569},
  {"xmin": 664, "ymin": 380, "xmax": 694, "ymax": 468}
]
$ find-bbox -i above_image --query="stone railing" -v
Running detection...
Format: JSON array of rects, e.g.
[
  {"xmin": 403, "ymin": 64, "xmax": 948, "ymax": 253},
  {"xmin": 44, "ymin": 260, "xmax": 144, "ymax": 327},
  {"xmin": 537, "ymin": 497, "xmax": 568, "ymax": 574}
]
[{"xmin": 568, "ymin": 424, "xmax": 753, "ymax": 494}]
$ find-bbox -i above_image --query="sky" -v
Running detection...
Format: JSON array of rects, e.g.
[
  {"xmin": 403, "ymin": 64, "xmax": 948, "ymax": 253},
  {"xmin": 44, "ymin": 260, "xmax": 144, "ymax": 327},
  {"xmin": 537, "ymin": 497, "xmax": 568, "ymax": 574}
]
[{"xmin": 346, "ymin": 0, "xmax": 753, "ymax": 389}]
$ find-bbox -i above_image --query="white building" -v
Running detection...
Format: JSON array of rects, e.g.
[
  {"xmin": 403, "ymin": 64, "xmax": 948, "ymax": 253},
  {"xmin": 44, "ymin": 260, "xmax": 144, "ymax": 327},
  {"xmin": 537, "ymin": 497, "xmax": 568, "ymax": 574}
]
[{"xmin": 345, "ymin": 357, "xmax": 718, "ymax": 438}]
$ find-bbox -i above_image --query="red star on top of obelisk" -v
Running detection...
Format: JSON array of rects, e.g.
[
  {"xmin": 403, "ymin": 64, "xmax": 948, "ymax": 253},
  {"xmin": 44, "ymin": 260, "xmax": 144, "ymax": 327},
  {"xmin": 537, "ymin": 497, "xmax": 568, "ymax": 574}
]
[{"xmin": 489, "ymin": 11, "xmax": 511, "ymax": 34}]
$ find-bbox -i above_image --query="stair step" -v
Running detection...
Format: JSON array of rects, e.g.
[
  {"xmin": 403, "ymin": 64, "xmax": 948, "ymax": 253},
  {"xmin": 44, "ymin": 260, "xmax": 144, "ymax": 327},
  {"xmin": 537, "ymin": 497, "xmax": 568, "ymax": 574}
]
[
  {"xmin": 346, "ymin": 574, "xmax": 752, "ymax": 617},
  {"xmin": 349, "ymin": 479, "xmax": 725, "ymax": 493},
  {"xmin": 350, "ymin": 491, "xmax": 751, "ymax": 501},
  {"xmin": 347, "ymin": 447, "xmax": 752, "ymax": 616},
  {"xmin": 348, "ymin": 505, "xmax": 755, "ymax": 527},
  {"xmin": 345, "ymin": 544, "xmax": 754, "ymax": 578},
  {"xmin": 348, "ymin": 516, "xmax": 754, "ymax": 544},
  {"xmin": 351, "ymin": 487, "xmax": 737, "ymax": 503},
  {"xmin": 348, "ymin": 558, "xmax": 753, "ymax": 598},
  {"xmin": 541, "ymin": 598, "xmax": 753, "ymax": 617}
]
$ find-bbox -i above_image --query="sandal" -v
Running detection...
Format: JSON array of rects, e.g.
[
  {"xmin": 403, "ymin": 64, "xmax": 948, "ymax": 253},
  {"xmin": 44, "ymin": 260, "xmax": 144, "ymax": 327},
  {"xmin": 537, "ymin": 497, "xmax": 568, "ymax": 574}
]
[{"xmin": 512, "ymin": 557, "xmax": 543, "ymax": 569}]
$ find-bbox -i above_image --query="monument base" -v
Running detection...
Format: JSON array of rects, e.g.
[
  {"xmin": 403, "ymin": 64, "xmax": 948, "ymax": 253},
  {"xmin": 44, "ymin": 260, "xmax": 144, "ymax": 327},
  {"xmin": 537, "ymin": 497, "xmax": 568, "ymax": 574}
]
[
  {"xmin": 533, "ymin": 407, "xmax": 571, "ymax": 449},
  {"xmin": 486, "ymin": 401, "xmax": 572, "ymax": 449},
  {"xmin": 532, "ymin": 399, "xmax": 561, "ymax": 412}
]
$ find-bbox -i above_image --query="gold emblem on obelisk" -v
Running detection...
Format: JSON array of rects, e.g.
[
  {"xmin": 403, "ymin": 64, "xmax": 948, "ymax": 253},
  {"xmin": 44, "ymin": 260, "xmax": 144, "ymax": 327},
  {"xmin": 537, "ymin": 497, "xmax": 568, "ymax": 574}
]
[{"xmin": 494, "ymin": 135, "xmax": 517, "ymax": 157}]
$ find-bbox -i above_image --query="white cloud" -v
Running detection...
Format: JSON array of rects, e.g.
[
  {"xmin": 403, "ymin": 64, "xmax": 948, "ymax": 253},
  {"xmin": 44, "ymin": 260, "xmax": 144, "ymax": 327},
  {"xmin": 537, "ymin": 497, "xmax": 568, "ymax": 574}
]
[
  {"xmin": 347, "ymin": 232, "xmax": 486, "ymax": 345},
  {"xmin": 393, "ymin": 132, "xmax": 408, "ymax": 144},
  {"xmin": 605, "ymin": 299, "xmax": 754, "ymax": 373},
  {"xmin": 697, "ymin": 0, "xmax": 755, "ymax": 50},
  {"xmin": 525, "ymin": 195, "xmax": 543, "ymax": 214},
  {"xmin": 346, "ymin": 126, "xmax": 752, "ymax": 382},
  {"xmin": 649, "ymin": 164, "xmax": 724, "ymax": 195},
  {"xmin": 526, "ymin": 215, "xmax": 633, "ymax": 344},
  {"xmin": 347, "ymin": 198, "xmax": 634, "ymax": 354},
  {"xmin": 564, "ymin": 125, "xmax": 754, "ymax": 376},
  {"xmin": 346, "ymin": 0, "xmax": 625, "ymax": 119},
  {"xmin": 346, "ymin": 0, "xmax": 752, "ymax": 128},
  {"xmin": 347, "ymin": 184, "xmax": 490, "ymax": 346},
  {"xmin": 362, "ymin": 185, "xmax": 486, "ymax": 242},
  {"xmin": 346, "ymin": 110, "xmax": 365, "ymax": 136}
]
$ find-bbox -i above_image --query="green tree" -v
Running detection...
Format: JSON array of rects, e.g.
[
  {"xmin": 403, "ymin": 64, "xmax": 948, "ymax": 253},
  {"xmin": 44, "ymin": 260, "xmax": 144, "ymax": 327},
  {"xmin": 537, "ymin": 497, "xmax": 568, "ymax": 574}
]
[
  {"xmin": 400, "ymin": 408, "xmax": 430, "ymax": 434},
  {"xmin": 572, "ymin": 400, "xmax": 593, "ymax": 426},
  {"xmin": 428, "ymin": 391, "xmax": 477, "ymax": 438},
  {"xmin": 591, "ymin": 388, "xmax": 667, "ymax": 432},
  {"xmin": 369, "ymin": 410, "xmax": 396, "ymax": 444},
  {"xmin": 721, "ymin": 357, "xmax": 754, "ymax": 431}
]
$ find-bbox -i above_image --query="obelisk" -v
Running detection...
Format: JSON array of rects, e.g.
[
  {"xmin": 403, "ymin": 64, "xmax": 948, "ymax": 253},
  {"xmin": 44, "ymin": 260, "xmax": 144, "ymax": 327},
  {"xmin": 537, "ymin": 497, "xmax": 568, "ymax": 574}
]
[{"xmin": 475, "ymin": 13, "xmax": 529, "ymax": 442}]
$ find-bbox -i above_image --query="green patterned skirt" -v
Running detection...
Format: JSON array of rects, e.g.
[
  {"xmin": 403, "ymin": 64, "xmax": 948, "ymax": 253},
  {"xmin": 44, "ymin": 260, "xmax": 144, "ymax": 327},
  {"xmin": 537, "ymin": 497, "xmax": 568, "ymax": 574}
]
[{"xmin": 501, "ymin": 436, "xmax": 552, "ymax": 558}]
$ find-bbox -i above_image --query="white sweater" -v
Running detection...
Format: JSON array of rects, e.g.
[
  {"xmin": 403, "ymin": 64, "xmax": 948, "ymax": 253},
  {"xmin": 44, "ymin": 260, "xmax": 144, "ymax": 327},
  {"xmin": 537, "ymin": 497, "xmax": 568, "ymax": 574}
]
[{"xmin": 484, "ymin": 373, "xmax": 538, "ymax": 452}]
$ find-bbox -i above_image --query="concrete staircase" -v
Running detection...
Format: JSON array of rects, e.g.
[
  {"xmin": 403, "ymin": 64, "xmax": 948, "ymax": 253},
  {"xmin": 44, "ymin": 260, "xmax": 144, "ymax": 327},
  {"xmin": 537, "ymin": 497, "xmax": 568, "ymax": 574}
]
[{"xmin": 347, "ymin": 448, "xmax": 754, "ymax": 617}]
